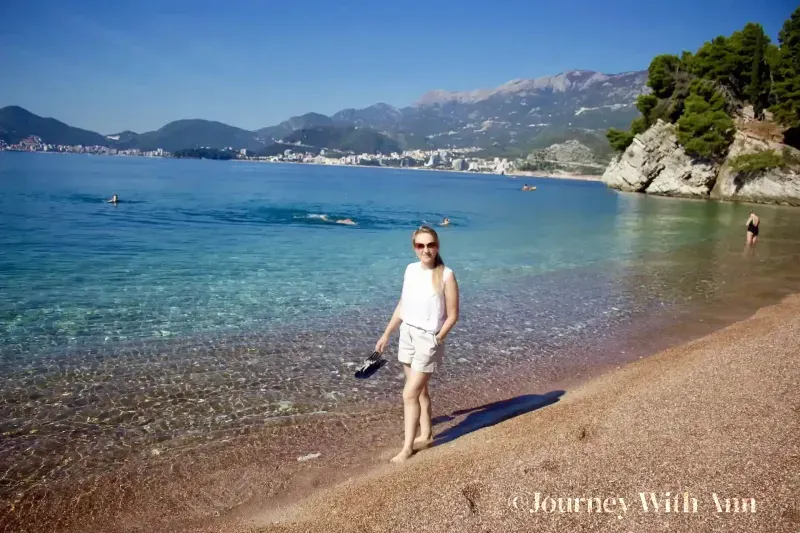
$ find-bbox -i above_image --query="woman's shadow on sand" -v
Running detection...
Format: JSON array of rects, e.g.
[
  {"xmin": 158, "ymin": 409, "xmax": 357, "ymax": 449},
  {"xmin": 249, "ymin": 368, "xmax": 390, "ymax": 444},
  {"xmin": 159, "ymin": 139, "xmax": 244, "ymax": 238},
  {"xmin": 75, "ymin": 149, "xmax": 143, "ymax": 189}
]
[{"xmin": 431, "ymin": 391, "xmax": 565, "ymax": 446}]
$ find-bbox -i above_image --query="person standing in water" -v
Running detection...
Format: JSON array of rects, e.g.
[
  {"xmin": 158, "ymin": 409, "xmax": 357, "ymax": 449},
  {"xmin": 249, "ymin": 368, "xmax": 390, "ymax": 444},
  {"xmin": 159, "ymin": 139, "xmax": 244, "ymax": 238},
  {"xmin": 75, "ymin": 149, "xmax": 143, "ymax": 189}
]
[
  {"xmin": 375, "ymin": 225, "xmax": 460, "ymax": 463},
  {"xmin": 746, "ymin": 210, "xmax": 760, "ymax": 244}
]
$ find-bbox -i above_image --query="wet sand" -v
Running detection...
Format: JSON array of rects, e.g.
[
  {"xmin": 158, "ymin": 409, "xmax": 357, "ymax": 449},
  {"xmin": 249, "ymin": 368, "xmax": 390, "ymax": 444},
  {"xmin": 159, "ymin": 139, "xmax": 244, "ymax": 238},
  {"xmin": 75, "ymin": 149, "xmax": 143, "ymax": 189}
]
[{"xmin": 248, "ymin": 293, "xmax": 800, "ymax": 533}]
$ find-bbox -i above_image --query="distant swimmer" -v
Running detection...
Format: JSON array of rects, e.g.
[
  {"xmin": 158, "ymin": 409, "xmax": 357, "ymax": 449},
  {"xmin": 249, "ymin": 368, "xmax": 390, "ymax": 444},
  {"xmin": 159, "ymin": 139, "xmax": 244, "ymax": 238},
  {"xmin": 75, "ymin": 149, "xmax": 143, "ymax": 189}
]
[
  {"xmin": 440, "ymin": 217, "xmax": 451, "ymax": 226},
  {"xmin": 521, "ymin": 184, "xmax": 536, "ymax": 191},
  {"xmin": 745, "ymin": 210, "xmax": 760, "ymax": 244},
  {"xmin": 335, "ymin": 218, "xmax": 357, "ymax": 226},
  {"xmin": 106, "ymin": 194, "xmax": 119, "ymax": 204}
]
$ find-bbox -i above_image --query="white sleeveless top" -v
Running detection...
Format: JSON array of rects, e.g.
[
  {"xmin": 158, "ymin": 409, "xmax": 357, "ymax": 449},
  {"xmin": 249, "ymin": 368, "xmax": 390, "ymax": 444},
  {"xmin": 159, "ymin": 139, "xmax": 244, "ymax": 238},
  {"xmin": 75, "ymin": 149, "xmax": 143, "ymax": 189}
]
[{"xmin": 400, "ymin": 261, "xmax": 453, "ymax": 333}]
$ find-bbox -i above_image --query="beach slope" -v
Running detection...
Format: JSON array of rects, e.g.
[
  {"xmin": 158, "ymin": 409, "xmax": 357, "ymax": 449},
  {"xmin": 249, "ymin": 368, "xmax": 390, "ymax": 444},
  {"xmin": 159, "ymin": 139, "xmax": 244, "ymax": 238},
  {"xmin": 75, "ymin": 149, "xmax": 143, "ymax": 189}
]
[{"xmin": 253, "ymin": 294, "xmax": 800, "ymax": 533}]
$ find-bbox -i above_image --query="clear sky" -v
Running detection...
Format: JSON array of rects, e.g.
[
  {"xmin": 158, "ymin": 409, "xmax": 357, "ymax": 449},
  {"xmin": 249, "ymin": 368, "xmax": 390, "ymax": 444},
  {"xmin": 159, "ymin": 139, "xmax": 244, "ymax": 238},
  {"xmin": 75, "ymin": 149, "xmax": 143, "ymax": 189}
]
[{"xmin": 0, "ymin": 0, "xmax": 795, "ymax": 134}]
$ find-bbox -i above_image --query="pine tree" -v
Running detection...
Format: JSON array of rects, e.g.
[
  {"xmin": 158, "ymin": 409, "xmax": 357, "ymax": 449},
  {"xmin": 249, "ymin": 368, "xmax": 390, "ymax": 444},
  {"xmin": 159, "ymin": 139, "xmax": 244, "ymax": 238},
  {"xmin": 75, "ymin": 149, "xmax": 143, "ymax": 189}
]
[
  {"xmin": 607, "ymin": 128, "xmax": 635, "ymax": 152},
  {"xmin": 748, "ymin": 30, "xmax": 769, "ymax": 116},
  {"xmin": 676, "ymin": 81, "xmax": 735, "ymax": 159},
  {"xmin": 770, "ymin": 7, "xmax": 800, "ymax": 126},
  {"xmin": 647, "ymin": 55, "xmax": 682, "ymax": 98}
]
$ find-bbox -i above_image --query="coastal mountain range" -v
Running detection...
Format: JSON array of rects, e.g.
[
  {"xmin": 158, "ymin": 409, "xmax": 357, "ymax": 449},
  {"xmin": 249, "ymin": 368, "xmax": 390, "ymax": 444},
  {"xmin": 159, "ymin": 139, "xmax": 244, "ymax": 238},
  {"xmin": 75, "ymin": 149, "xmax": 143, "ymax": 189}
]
[{"xmin": 0, "ymin": 69, "xmax": 648, "ymax": 160}]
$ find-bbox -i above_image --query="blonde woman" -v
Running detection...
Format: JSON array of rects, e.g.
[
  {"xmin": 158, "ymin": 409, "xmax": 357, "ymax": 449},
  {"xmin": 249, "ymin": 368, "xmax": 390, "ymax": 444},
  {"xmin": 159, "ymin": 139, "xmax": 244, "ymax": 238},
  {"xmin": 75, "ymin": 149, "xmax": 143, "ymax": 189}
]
[{"xmin": 375, "ymin": 225, "xmax": 460, "ymax": 463}]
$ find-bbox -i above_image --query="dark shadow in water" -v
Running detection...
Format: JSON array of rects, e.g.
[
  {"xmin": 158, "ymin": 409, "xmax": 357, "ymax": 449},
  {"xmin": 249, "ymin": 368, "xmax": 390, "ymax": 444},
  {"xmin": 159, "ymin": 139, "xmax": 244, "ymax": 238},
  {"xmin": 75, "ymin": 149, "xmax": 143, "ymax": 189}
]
[{"xmin": 432, "ymin": 390, "xmax": 565, "ymax": 446}]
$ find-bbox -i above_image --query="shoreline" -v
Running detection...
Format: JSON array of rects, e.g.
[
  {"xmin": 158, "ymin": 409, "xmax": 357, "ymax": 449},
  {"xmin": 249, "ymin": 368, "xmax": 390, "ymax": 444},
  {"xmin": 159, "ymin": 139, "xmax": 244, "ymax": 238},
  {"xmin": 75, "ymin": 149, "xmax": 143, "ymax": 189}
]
[
  {"xmin": 2, "ymin": 150, "xmax": 604, "ymax": 182},
  {"xmin": 246, "ymin": 293, "xmax": 800, "ymax": 533},
  {"xmin": 4, "ymin": 235, "xmax": 800, "ymax": 533},
  {"xmin": 7, "ymin": 262, "xmax": 795, "ymax": 533},
  {"xmin": 507, "ymin": 169, "xmax": 602, "ymax": 181}
]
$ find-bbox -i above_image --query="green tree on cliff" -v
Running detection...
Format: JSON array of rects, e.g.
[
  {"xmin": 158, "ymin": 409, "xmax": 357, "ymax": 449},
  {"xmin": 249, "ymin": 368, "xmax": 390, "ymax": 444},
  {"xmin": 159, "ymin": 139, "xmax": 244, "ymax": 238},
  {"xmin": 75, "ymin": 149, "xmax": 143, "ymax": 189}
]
[
  {"xmin": 676, "ymin": 80, "xmax": 735, "ymax": 159},
  {"xmin": 770, "ymin": 7, "xmax": 800, "ymax": 126},
  {"xmin": 606, "ymin": 128, "xmax": 635, "ymax": 152},
  {"xmin": 608, "ymin": 8, "xmax": 800, "ymax": 155},
  {"xmin": 647, "ymin": 54, "xmax": 682, "ymax": 98},
  {"xmin": 747, "ymin": 30, "xmax": 769, "ymax": 116}
]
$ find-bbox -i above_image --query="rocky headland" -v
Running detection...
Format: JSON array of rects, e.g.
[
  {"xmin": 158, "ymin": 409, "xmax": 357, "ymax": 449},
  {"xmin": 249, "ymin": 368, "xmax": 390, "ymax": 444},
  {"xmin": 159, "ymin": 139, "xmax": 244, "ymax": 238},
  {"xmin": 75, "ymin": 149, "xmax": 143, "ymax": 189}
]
[
  {"xmin": 602, "ymin": 117, "xmax": 800, "ymax": 205},
  {"xmin": 600, "ymin": 9, "xmax": 800, "ymax": 207}
]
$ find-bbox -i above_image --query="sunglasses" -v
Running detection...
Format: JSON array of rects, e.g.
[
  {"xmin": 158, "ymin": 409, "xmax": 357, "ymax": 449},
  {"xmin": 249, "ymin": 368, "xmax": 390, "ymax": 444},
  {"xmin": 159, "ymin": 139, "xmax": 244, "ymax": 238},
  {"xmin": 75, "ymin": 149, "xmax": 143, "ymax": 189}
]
[{"xmin": 414, "ymin": 242, "xmax": 438, "ymax": 250}]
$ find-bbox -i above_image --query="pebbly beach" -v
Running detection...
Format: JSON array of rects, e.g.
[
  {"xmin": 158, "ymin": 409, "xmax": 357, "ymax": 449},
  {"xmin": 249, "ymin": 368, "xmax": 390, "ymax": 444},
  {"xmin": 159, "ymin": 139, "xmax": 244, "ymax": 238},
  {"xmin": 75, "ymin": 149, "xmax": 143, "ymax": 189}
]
[{"xmin": 243, "ymin": 293, "xmax": 800, "ymax": 533}]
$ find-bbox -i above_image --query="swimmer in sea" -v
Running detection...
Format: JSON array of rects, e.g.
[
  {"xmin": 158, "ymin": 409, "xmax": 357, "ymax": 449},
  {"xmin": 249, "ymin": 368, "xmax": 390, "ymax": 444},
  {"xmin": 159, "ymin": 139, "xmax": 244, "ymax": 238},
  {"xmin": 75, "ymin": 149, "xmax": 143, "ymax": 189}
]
[
  {"xmin": 106, "ymin": 194, "xmax": 118, "ymax": 204},
  {"xmin": 335, "ymin": 218, "xmax": 356, "ymax": 225},
  {"xmin": 440, "ymin": 217, "xmax": 450, "ymax": 226},
  {"xmin": 745, "ymin": 210, "xmax": 760, "ymax": 245}
]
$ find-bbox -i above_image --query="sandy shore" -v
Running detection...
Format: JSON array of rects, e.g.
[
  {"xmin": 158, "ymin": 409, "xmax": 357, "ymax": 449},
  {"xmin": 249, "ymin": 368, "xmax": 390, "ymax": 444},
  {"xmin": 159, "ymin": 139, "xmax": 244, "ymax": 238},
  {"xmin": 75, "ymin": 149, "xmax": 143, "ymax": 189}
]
[
  {"xmin": 508, "ymin": 169, "xmax": 602, "ymax": 181},
  {"xmin": 243, "ymin": 294, "xmax": 800, "ymax": 533}
]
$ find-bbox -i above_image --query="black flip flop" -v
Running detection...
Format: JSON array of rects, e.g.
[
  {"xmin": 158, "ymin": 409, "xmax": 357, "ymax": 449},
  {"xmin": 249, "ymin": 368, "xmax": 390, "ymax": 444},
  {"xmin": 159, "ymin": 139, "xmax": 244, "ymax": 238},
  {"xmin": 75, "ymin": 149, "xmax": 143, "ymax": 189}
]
[{"xmin": 354, "ymin": 351, "xmax": 388, "ymax": 379}]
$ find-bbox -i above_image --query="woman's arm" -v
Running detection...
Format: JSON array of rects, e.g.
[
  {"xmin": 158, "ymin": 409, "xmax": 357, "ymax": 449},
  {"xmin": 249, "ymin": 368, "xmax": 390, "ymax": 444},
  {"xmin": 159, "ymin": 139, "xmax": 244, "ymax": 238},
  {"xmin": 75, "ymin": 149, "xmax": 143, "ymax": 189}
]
[
  {"xmin": 382, "ymin": 299, "xmax": 403, "ymax": 338},
  {"xmin": 436, "ymin": 273, "xmax": 460, "ymax": 343},
  {"xmin": 376, "ymin": 299, "xmax": 403, "ymax": 352}
]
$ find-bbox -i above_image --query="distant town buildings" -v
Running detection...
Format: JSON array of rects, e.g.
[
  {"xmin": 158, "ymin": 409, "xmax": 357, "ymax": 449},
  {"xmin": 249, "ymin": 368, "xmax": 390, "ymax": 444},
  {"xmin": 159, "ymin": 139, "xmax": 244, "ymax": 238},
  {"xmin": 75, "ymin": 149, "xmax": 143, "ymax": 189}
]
[{"xmin": 0, "ymin": 138, "xmax": 515, "ymax": 174}]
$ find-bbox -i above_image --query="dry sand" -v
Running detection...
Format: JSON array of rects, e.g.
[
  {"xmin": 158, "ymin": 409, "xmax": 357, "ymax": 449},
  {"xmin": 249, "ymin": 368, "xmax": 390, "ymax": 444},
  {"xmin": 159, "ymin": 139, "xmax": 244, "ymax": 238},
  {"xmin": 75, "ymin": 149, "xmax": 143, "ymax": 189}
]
[{"xmin": 241, "ymin": 294, "xmax": 800, "ymax": 533}]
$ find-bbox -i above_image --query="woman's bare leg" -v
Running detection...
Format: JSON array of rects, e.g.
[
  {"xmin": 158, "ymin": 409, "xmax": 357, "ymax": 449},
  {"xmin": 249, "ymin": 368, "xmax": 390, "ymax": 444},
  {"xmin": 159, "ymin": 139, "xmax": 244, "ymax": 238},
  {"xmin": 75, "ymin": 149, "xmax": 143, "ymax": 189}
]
[
  {"xmin": 415, "ymin": 382, "xmax": 433, "ymax": 447},
  {"xmin": 391, "ymin": 367, "xmax": 432, "ymax": 463}
]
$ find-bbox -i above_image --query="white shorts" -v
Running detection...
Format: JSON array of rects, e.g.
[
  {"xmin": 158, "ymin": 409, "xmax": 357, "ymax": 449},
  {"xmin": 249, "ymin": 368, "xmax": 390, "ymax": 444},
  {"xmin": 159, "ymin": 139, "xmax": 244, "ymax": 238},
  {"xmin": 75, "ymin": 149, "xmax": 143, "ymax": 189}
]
[{"xmin": 397, "ymin": 322, "xmax": 444, "ymax": 373}]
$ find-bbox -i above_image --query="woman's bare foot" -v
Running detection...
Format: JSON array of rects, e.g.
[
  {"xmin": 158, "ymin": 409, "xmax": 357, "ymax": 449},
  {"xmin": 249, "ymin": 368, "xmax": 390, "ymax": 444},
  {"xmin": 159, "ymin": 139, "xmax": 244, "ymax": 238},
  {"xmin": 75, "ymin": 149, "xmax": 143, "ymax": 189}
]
[
  {"xmin": 413, "ymin": 435, "xmax": 433, "ymax": 450},
  {"xmin": 390, "ymin": 448, "xmax": 414, "ymax": 463}
]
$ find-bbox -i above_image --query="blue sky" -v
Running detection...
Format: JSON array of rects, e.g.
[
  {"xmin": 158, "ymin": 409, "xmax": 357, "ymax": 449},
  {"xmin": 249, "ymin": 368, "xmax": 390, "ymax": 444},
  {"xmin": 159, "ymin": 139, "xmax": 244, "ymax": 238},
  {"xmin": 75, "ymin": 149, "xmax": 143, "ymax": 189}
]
[{"xmin": 0, "ymin": 0, "xmax": 795, "ymax": 134}]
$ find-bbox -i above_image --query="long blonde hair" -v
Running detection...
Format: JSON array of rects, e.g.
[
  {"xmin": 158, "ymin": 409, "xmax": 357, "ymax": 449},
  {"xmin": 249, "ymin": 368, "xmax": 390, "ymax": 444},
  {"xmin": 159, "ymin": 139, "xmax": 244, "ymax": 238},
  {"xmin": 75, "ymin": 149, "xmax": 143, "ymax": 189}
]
[{"xmin": 412, "ymin": 225, "xmax": 445, "ymax": 294}]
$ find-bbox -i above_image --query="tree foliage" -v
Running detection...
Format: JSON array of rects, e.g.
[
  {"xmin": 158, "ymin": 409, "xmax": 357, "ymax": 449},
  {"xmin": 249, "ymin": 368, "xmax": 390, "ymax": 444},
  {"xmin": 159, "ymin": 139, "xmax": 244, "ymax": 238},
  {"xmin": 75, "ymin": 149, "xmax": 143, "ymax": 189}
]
[
  {"xmin": 647, "ymin": 55, "xmax": 682, "ymax": 98},
  {"xmin": 606, "ymin": 128, "xmax": 635, "ymax": 152},
  {"xmin": 607, "ymin": 7, "xmax": 800, "ymax": 155},
  {"xmin": 728, "ymin": 150, "xmax": 785, "ymax": 173},
  {"xmin": 676, "ymin": 81, "xmax": 735, "ymax": 159},
  {"xmin": 770, "ymin": 7, "xmax": 800, "ymax": 127},
  {"xmin": 172, "ymin": 148, "xmax": 237, "ymax": 160}
]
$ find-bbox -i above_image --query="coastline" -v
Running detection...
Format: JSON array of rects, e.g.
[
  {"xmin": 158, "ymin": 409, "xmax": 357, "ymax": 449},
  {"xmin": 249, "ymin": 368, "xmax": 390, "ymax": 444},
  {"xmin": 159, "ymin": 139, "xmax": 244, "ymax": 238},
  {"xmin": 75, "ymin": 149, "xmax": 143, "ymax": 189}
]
[
  {"xmin": 5, "ymin": 241, "xmax": 800, "ymax": 533},
  {"xmin": 507, "ymin": 169, "xmax": 602, "ymax": 182},
  {"xmin": 240, "ymin": 158, "xmax": 605, "ymax": 182},
  {"xmin": 246, "ymin": 293, "xmax": 800, "ymax": 533},
  {"xmin": 2, "ymin": 150, "xmax": 604, "ymax": 183}
]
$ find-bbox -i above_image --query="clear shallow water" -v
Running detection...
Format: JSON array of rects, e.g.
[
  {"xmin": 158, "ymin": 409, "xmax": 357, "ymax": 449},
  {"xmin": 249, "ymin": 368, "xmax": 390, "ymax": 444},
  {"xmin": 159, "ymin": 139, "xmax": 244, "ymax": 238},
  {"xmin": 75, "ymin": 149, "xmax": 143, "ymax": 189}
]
[
  {"xmin": 0, "ymin": 157, "xmax": 625, "ymax": 351},
  {"xmin": 2, "ymin": 152, "xmax": 800, "ymax": 526},
  {"xmin": 0, "ymin": 154, "xmax": 754, "ymax": 352}
]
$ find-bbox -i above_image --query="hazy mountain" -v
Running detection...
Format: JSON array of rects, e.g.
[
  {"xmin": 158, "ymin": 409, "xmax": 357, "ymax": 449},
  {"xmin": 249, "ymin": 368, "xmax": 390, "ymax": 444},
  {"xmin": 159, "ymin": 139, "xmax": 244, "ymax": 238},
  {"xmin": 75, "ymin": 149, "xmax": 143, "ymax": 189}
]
[
  {"xmin": 0, "ymin": 106, "xmax": 110, "ymax": 146},
  {"xmin": 0, "ymin": 108, "xmax": 264, "ymax": 152},
  {"xmin": 268, "ymin": 125, "xmax": 401, "ymax": 155},
  {"xmin": 116, "ymin": 119, "xmax": 263, "ymax": 152},
  {"xmin": 2, "ymin": 69, "xmax": 648, "ymax": 159},
  {"xmin": 257, "ymin": 69, "xmax": 648, "ymax": 158},
  {"xmin": 256, "ymin": 112, "xmax": 334, "ymax": 142},
  {"xmin": 331, "ymin": 103, "xmax": 403, "ymax": 130}
]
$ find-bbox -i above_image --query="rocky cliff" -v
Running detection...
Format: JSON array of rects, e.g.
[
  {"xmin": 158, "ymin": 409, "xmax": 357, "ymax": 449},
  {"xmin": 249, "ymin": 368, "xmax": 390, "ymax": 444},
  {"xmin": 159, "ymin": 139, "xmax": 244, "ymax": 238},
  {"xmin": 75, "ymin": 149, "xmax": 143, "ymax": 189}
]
[{"xmin": 601, "ymin": 120, "xmax": 800, "ymax": 206}]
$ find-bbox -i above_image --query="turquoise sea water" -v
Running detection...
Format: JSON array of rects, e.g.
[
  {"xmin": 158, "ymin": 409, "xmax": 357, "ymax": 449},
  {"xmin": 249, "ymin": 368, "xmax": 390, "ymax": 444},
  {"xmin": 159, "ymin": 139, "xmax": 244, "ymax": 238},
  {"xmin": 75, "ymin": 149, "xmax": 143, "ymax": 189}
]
[
  {"xmin": 0, "ymin": 154, "xmax": 666, "ymax": 354},
  {"xmin": 2, "ymin": 152, "xmax": 800, "ymax": 524},
  {"xmin": 0, "ymin": 153, "xmax": 755, "ymax": 352}
]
